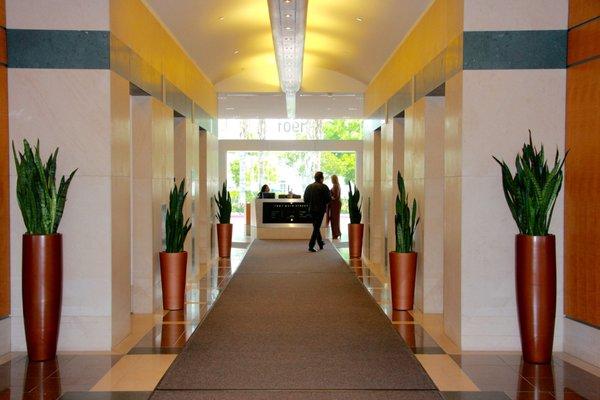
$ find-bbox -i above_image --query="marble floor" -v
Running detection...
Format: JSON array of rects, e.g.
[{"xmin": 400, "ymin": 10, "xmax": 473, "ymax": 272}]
[{"xmin": 1, "ymin": 230, "xmax": 599, "ymax": 400}]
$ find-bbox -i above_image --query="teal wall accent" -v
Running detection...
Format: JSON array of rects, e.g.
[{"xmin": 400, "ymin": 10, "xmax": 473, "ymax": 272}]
[
  {"xmin": 8, "ymin": 29, "xmax": 109, "ymax": 69},
  {"xmin": 463, "ymin": 30, "xmax": 567, "ymax": 70}
]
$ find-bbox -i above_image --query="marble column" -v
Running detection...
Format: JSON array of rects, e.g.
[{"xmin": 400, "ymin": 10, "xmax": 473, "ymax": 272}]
[
  {"xmin": 7, "ymin": 0, "xmax": 135, "ymax": 350},
  {"xmin": 456, "ymin": 0, "xmax": 568, "ymax": 350}
]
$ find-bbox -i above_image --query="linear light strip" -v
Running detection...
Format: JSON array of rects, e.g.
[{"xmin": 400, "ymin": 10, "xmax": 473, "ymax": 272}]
[{"xmin": 267, "ymin": 0, "xmax": 308, "ymax": 119}]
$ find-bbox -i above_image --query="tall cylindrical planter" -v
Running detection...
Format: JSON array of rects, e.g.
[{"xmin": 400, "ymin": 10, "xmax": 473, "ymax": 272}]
[
  {"xmin": 389, "ymin": 251, "xmax": 417, "ymax": 311},
  {"xmin": 22, "ymin": 234, "xmax": 63, "ymax": 361},
  {"xmin": 160, "ymin": 251, "xmax": 188, "ymax": 310},
  {"xmin": 217, "ymin": 223, "xmax": 233, "ymax": 258},
  {"xmin": 516, "ymin": 234, "xmax": 556, "ymax": 364},
  {"xmin": 348, "ymin": 223, "xmax": 364, "ymax": 259}
]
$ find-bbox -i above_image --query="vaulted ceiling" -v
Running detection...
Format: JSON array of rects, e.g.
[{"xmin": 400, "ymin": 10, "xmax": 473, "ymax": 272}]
[{"xmin": 144, "ymin": 0, "xmax": 432, "ymax": 94}]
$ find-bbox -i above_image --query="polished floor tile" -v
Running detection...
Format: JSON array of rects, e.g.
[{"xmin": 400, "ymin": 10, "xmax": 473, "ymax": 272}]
[
  {"xmin": 460, "ymin": 365, "xmax": 535, "ymax": 393},
  {"xmin": 128, "ymin": 324, "xmax": 196, "ymax": 355},
  {"xmin": 451, "ymin": 354, "xmax": 510, "ymax": 367},
  {"xmin": 416, "ymin": 354, "xmax": 480, "ymax": 391},
  {"xmin": 91, "ymin": 355, "xmax": 177, "ymax": 392},
  {"xmin": 59, "ymin": 392, "xmax": 152, "ymax": 400},
  {"xmin": 0, "ymin": 355, "xmax": 121, "ymax": 400}
]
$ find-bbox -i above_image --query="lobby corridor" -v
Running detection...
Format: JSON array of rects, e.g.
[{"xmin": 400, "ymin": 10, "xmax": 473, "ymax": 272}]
[{"xmin": 152, "ymin": 240, "xmax": 438, "ymax": 399}]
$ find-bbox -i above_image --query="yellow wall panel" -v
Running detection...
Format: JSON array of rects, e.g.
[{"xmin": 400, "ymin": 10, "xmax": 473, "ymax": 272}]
[
  {"xmin": 110, "ymin": 0, "xmax": 217, "ymax": 116},
  {"xmin": 364, "ymin": 0, "xmax": 463, "ymax": 116}
]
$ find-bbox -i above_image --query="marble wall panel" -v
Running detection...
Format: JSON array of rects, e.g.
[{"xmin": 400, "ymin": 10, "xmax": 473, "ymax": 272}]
[
  {"xmin": 131, "ymin": 96, "xmax": 153, "ymax": 314},
  {"xmin": 463, "ymin": 0, "xmax": 569, "ymax": 31},
  {"xmin": 110, "ymin": 72, "xmax": 131, "ymax": 346},
  {"xmin": 403, "ymin": 102, "xmax": 425, "ymax": 311},
  {"xmin": 8, "ymin": 69, "xmax": 113, "ymax": 350},
  {"xmin": 198, "ymin": 130, "xmax": 219, "ymax": 265},
  {"xmin": 443, "ymin": 72, "xmax": 463, "ymax": 345},
  {"xmin": 6, "ymin": 0, "xmax": 109, "ymax": 30},
  {"xmin": 564, "ymin": 318, "xmax": 600, "ymax": 368},
  {"xmin": 460, "ymin": 69, "xmax": 566, "ymax": 350}
]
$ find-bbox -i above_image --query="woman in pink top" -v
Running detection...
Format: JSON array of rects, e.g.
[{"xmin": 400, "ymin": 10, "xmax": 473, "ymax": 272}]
[{"xmin": 328, "ymin": 175, "xmax": 342, "ymax": 240}]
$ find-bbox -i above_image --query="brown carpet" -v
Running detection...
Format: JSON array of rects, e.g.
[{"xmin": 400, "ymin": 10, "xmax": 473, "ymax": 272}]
[{"xmin": 153, "ymin": 240, "xmax": 440, "ymax": 399}]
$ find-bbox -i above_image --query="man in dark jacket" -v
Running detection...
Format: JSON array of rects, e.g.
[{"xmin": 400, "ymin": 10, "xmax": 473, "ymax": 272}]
[{"xmin": 303, "ymin": 171, "xmax": 331, "ymax": 252}]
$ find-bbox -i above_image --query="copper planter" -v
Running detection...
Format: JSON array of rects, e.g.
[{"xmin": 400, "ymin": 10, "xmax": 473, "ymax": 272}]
[
  {"xmin": 22, "ymin": 234, "xmax": 63, "ymax": 361},
  {"xmin": 217, "ymin": 223, "xmax": 233, "ymax": 258},
  {"xmin": 389, "ymin": 251, "xmax": 417, "ymax": 310},
  {"xmin": 348, "ymin": 223, "xmax": 364, "ymax": 259},
  {"xmin": 159, "ymin": 251, "xmax": 187, "ymax": 310},
  {"xmin": 516, "ymin": 234, "xmax": 556, "ymax": 364}
]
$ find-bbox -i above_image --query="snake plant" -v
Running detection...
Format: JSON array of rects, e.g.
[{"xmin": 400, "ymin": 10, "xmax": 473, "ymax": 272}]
[
  {"xmin": 394, "ymin": 171, "xmax": 419, "ymax": 253},
  {"xmin": 165, "ymin": 179, "xmax": 191, "ymax": 253},
  {"xmin": 12, "ymin": 139, "xmax": 77, "ymax": 235},
  {"xmin": 214, "ymin": 181, "xmax": 232, "ymax": 224},
  {"xmin": 348, "ymin": 181, "xmax": 362, "ymax": 224},
  {"xmin": 493, "ymin": 131, "xmax": 567, "ymax": 236}
]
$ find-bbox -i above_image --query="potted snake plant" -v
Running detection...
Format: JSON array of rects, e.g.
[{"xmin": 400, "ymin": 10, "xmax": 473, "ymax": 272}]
[
  {"xmin": 214, "ymin": 181, "xmax": 232, "ymax": 258},
  {"xmin": 493, "ymin": 131, "xmax": 567, "ymax": 364},
  {"xmin": 389, "ymin": 171, "xmax": 419, "ymax": 310},
  {"xmin": 13, "ymin": 139, "xmax": 77, "ymax": 361},
  {"xmin": 348, "ymin": 182, "xmax": 363, "ymax": 258},
  {"xmin": 159, "ymin": 180, "xmax": 191, "ymax": 310}
]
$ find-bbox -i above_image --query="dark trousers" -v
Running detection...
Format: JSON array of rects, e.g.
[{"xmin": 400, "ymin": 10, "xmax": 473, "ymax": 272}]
[{"xmin": 309, "ymin": 211, "xmax": 325, "ymax": 249}]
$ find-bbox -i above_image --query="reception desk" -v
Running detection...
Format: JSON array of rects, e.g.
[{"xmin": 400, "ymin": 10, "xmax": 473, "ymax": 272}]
[{"xmin": 251, "ymin": 198, "xmax": 328, "ymax": 240}]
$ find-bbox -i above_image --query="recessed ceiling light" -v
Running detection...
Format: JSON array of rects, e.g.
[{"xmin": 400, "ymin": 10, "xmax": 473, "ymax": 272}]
[
  {"xmin": 355, "ymin": 17, "xmax": 364, "ymax": 22},
  {"xmin": 233, "ymin": 49, "xmax": 240, "ymax": 54},
  {"xmin": 285, "ymin": 13, "xmax": 292, "ymax": 18},
  {"xmin": 284, "ymin": 0, "xmax": 292, "ymax": 3},
  {"xmin": 285, "ymin": 26, "xmax": 292, "ymax": 30},
  {"xmin": 218, "ymin": 16, "xmax": 224, "ymax": 21}
]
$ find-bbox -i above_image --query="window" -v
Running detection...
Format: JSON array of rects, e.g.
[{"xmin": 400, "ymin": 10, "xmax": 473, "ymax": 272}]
[{"xmin": 218, "ymin": 119, "xmax": 363, "ymax": 140}]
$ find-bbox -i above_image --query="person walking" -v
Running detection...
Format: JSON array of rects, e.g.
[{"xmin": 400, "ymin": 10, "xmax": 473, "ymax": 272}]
[
  {"xmin": 303, "ymin": 171, "xmax": 331, "ymax": 252},
  {"xmin": 328, "ymin": 175, "xmax": 342, "ymax": 240}
]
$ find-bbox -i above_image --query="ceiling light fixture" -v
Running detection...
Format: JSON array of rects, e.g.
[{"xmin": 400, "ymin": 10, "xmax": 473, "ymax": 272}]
[
  {"xmin": 268, "ymin": 0, "xmax": 307, "ymax": 119},
  {"xmin": 355, "ymin": 16, "xmax": 363, "ymax": 22},
  {"xmin": 233, "ymin": 49, "xmax": 240, "ymax": 54}
]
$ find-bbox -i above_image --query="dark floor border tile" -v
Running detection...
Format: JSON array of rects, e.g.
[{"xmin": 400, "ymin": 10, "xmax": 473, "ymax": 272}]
[
  {"xmin": 127, "ymin": 347, "xmax": 181, "ymax": 355},
  {"xmin": 411, "ymin": 346, "xmax": 446, "ymax": 355}
]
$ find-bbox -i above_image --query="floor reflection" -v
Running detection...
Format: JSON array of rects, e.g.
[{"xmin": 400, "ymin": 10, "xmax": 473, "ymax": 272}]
[{"xmin": 0, "ymin": 355, "xmax": 119, "ymax": 400}]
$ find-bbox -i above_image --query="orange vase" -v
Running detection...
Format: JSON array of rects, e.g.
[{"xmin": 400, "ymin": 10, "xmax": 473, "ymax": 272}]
[
  {"xmin": 389, "ymin": 251, "xmax": 417, "ymax": 311},
  {"xmin": 515, "ymin": 234, "xmax": 556, "ymax": 364},
  {"xmin": 348, "ymin": 223, "xmax": 364, "ymax": 258},
  {"xmin": 22, "ymin": 234, "xmax": 63, "ymax": 361},
  {"xmin": 159, "ymin": 251, "xmax": 187, "ymax": 310},
  {"xmin": 217, "ymin": 223, "xmax": 233, "ymax": 258}
]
